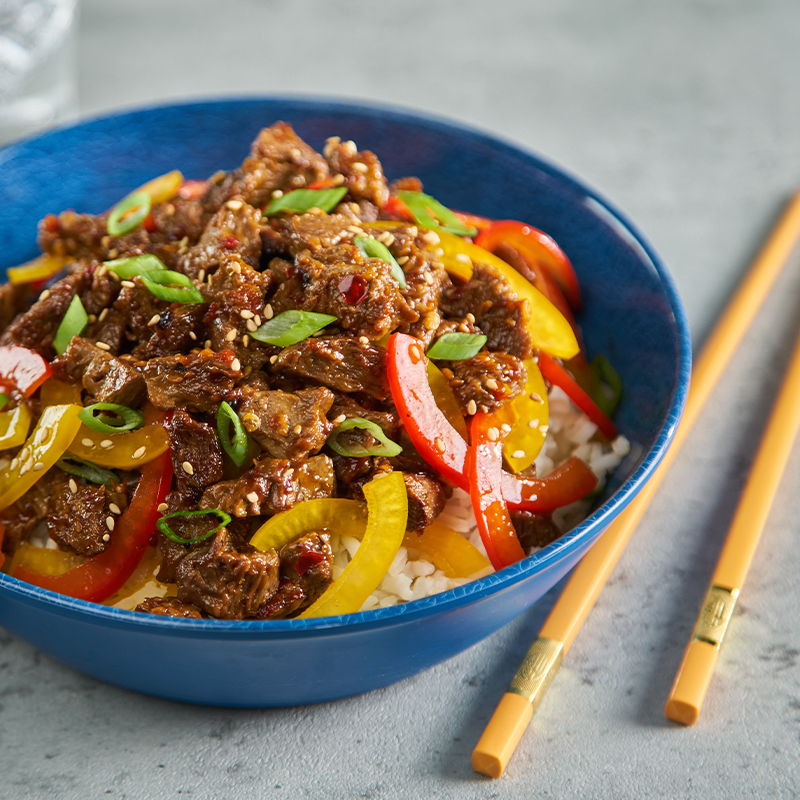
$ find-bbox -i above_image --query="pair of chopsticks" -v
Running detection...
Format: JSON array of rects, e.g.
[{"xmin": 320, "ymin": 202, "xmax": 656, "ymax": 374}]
[{"xmin": 472, "ymin": 188, "xmax": 800, "ymax": 778}]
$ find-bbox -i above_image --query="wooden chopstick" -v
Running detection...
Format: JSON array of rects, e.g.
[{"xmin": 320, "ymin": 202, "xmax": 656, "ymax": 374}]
[
  {"xmin": 472, "ymin": 188, "xmax": 800, "ymax": 779},
  {"xmin": 665, "ymin": 307, "xmax": 800, "ymax": 724}
]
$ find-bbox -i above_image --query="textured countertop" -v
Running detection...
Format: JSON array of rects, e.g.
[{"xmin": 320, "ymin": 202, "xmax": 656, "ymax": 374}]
[{"xmin": 2, "ymin": 1, "xmax": 799, "ymax": 797}]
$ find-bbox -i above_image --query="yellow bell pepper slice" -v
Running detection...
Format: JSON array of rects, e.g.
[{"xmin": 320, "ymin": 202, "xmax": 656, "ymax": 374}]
[
  {"xmin": 8, "ymin": 543, "xmax": 85, "ymax": 577},
  {"xmin": 0, "ymin": 404, "xmax": 83, "ymax": 512},
  {"xmin": 7, "ymin": 254, "xmax": 68, "ymax": 285},
  {"xmin": 67, "ymin": 422, "xmax": 169, "ymax": 469},
  {"xmin": 134, "ymin": 169, "xmax": 184, "ymax": 205},
  {"xmin": 301, "ymin": 472, "xmax": 408, "ymax": 618},
  {"xmin": 0, "ymin": 403, "xmax": 32, "ymax": 449},
  {"xmin": 250, "ymin": 498, "xmax": 367, "ymax": 553},
  {"xmin": 492, "ymin": 358, "xmax": 550, "ymax": 473},
  {"xmin": 427, "ymin": 360, "xmax": 468, "ymax": 441},
  {"xmin": 403, "ymin": 521, "xmax": 490, "ymax": 579},
  {"xmin": 40, "ymin": 377, "xmax": 82, "ymax": 406}
]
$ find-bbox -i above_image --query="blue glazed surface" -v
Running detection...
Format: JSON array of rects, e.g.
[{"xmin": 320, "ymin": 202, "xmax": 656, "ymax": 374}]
[{"xmin": 0, "ymin": 97, "xmax": 691, "ymax": 706}]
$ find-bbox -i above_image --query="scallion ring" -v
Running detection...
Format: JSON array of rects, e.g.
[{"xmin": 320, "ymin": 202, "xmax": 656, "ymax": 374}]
[
  {"xmin": 326, "ymin": 417, "xmax": 403, "ymax": 458},
  {"xmin": 395, "ymin": 190, "xmax": 477, "ymax": 238},
  {"xmin": 354, "ymin": 236, "xmax": 406, "ymax": 288},
  {"xmin": 426, "ymin": 332, "xmax": 487, "ymax": 361},
  {"xmin": 107, "ymin": 191, "xmax": 152, "ymax": 237},
  {"xmin": 53, "ymin": 294, "xmax": 89, "ymax": 355},
  {"xmin": 78, "ymin": 402, "xmax": 144, "ymax": 434},
  {"xmin": 56, "ymin": 455, "xmax": 118, "ymax": 487},
  {"xmin": 103, "ymin": 253, "xmax": 166, "ymax": 279},
  {"xmin": 156, "ymin": 509, "xmax": 232, "ymax": 545},
  {"xmin": 263, "ymin": 187, "xmax": 347, "ymax": 216},
  {"xmin": 251, "ymin": 310, "xmax": 337, "ymax": 347},
  {"xmin": 217, "ymin": 401, "xmax": 249, "ymax": 467},
  {"xmin": 140, "ymin": 270, "xmax": 206, "ymax": 304}
]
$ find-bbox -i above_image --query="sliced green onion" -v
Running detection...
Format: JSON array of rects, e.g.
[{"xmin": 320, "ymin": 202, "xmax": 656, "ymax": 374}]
[
  {"xmin": 395, "ymin": 190, "xmax": 477, "ymax": 237},
  {"xmin": 103, "ymin": 254, "xmax": 166, "ymax": 279},
  {"xmin": 56, "ymin": 455, "xmax": 118, "ymax": 487},
  {"xmin": 156, "ymin": 509, "xmax": 232, "ymax": 545},
  {"xmin": 263, "ymin": 187, "xmax": 348, "ymax": 216},
  {"xmin": 53, "ymin": 294, "xmax": 88, "ymax": 355},
  {"xmin": 78, "ymin": 402, "xmax": 144, "ymax": 434},
  {"xmin": 326, "ymin": 417, "xmax": 403, "ymax": 458},
  {"xmin": 107, "ymin": 191, "xmax": 152, "ymax": 237},
  {"xmin": 426, "ymin": 332, "xmax": 487, "ymax": 361},
  {"xmin": 251, "ymin": 310, "xmax": 337, "ymax": 347},
  {"xmin": 140, "ymin": 270, "xmax": 206, "ymax": 304},
  {"xmin": 354, "ymin": 236, "xmax": 406, "ymax": 289},
  {"xmin": 0, "ymin": 394, "xmax": 9, "ymax": 411},
  {"xmin": 217, "ymin": 401, "xmax": 249, "ymax": 467},
  {"xmin": 592, "ymin": 353, "xmax": 623, "ymax": 417}
]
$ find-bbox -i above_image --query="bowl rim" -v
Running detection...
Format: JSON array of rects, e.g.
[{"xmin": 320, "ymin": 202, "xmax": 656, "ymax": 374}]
[{"xmin": 0, "ymin": 94, "xmax": 692, "ymax": 637}]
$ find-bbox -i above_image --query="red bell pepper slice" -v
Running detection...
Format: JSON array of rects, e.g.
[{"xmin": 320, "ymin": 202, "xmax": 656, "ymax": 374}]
[
  {"xmin": 538, "ymin": 352, "xmax": 617, "ymax": 441},
  {"xmin": 452, "ymin": 210, "xmax": 494, "ymax": 233},
  {"xmin": 475, "ymin": 220, "xmax": 582, "ymax": 310},
  {"xmin": 178, "ymin": 180, "xmax": 210, "ymax": 201},
  {"xmin": 383, "ymin": 195, "xmax": 414, "ymax": 222},
  {"xmin": 14, "ymin": 447, "xmax": 173, "ymax": 603},
  {"xmin": 387, "ymin": 333, "xmax": 598, "ymax": 511},
  {"xmin": 468, "ymin": 413, "xmax": 526, "ymax": 570},
  {"xmin": 0, "ymin": 346, "xmax": 52, "ymax": 397},
  {"xmin": 307, "ymin": 177, "xmax": 337, "ymax": 190}
]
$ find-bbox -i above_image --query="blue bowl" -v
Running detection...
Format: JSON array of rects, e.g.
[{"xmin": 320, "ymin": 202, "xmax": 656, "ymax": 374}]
[{"xmin": 0, "ymin": 97, "xmax": 691, "ymax": 706}]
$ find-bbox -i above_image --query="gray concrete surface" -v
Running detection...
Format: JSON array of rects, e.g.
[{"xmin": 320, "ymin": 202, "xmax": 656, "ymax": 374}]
[{"xmin": 1, "ymin": 1, "xmax": 799, "ymax": 797}]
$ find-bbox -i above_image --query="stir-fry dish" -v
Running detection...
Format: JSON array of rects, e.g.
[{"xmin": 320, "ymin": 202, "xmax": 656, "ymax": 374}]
[{"xmin": 0, "ymin": 122, "xmax": 629, "ymax": 620}]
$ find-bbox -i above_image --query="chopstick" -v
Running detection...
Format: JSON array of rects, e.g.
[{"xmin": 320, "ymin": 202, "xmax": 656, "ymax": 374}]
[
  {"xmin": 665, "ymin": 307, "xmax": 800, "ymax": 724},
  {"xmin": 471, "ymin": 188, "xmax": 800, "ymax": 779}
]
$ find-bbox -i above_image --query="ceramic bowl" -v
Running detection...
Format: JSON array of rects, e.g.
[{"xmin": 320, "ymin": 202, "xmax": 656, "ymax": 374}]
[{"xmin": 0, "ymin": 97, "xmax": 691, "ymax": 706}]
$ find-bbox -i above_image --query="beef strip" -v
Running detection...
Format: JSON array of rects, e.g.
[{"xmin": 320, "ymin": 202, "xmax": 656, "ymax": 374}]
[
  {"xmin": 168, "ymin": 409, "xmax": 224, "ymax": 491},
  {"xmin": 138, "ymin": 303, "xmax": 207, "ymax": 359},
  {"xmin": 174, "ymin": 527, "xmax": 280, "ymax": 619},
  {"xmin": 135, "ymin": 597, "xmax": 204, "ymax": 619},
  {"xmin": 511, "ymin": 511, "xmax": 560, "ymax": 552},
  {"xmin": 273, "ymin": 336, "xmax": 390, "ymax": 400},
  {"xmin": 323, "ymin": 136, "xmax": 389, "ymax": 209},
  {"xmin": 255, "ymin": 580, "xmax": 307, "ymax": 619},
  {"xmin": 144, "ymin": 349, "xmax": 242, "ymax": 413},
  {"xmin": 403, "ymin": 472, "xmax": 447, "ymax": 533},
  {"xmin": 0, "ymin": 282, "xmax": 34, "ymax": 337},
  {"xmin": 262, "ymin": 212, "xmax": 351, "ymax": 259},
  {"xmin": 236, "ymin": 382, "xmax": 334, "ymax": 459},
  {"xmin": 56, "ymin": 336, "xmax": 146, "ymax": 405},
  {"xmin": 200, "ymin": 454, "xmax": 334, "ymax": 517},
  {"xmin": 441, "ymin": 351, "xmax": 527, "ymax": 415},
  {"xmin": 0, "ymin": 471, "xmax": 60, "ymax": 556}
]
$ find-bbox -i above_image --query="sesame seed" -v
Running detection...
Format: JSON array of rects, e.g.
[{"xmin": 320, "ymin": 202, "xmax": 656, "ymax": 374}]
[
  {"xmin": 378, "ymin": 232, "xmax": 395, "ymax": 246},
  {"xmin": 512, "ymin": 450, "xmax": 526, "ymax": 459},
  {"xmin": 69, "ymin": 479, "xmax": 78, "ymax": 493},
  {"xmin": 225, "ymin": 329, "xmax": 237, "ymax": 342},
  {"xmin": 530, "ymin": 392, "xmax": 543, "ymax": 403},
  {"xmin": 204, "ymin": 340, "xmax": 212, "ymax": 349},
  {"xmin": 9, "ymin": 457, "xmax": 18, "ymax": 471},
  {"xmin": 246, "ymin": 319, "xmax": 257, "ymax": 332},
  {"xmin": 182, "ymin": 461, "xmax": 194, "ymax": 475},
  {"xmin": 351, "ymin": 161, "xmax": 368, "ymax": 174},
  {"xmin": 101, "ymin": 236, "xmax": 111, "ymax": 248},
  {"xmin": 270, "ymin": 355, "xmax": 278, "ymax": 364},
  {"xmin": 487, "ymin": 427, "xmax": 499, "ymax": 442},
  {"xmin": 528, "ymin": 419, "xmax": 539, "ymax": 429},
  {"xmin": 231, "ymin": 358, "xmax": 241, "ymax": 372},
  {"xmin": 88, "ymin": 314, "xmax": 97, "ymax": 324},
  {"xmin": 19, "ymin": 460, "xmax": 32, "ymax": 476},
  {"xmin": 246, "ymin": 492, "xmax": 259, "ymax": 504},
  {"xmin": 253, "ymin": 315, "xmax": 261, "ymax": 326},
  {"xmin": 226, "ymin": 199, "xmax": 243, "ymax": 210},
  {"xmin": 147, "ymin": 314, "xmax": 161, "ymax": 327},
  {"xmin": 106, "ymin": 517, "xmax": 115, "ymax": 531},
  {"xmin": 39, "ymin": 289, "xmax": 51, "ymax": 301},
  {"xmin": 100, "ymin": 439, "xmax": 114, "ymax": 449},
  {"xmin": 423, "ymin": 272, "xmax": 434, "ymax": 285},
  {"xmin": 397, "ymin": 256, "xmax": 409, "ymax": 265},
  {"xmin": 121, "ymin": 280, "xmax": 135, "ymax": 289},
  {"xmin": 271, "ymin": 189, "xmax": 284, "ymax": 199},
  {"xmin": 20, "ymin": 447, "xmax": 30, "ymax": 462},
  {"xmin": 290, "ymin": 147, "xmax": 302, "ymax": 160},
  {"xmin": 189, "ymin": 331, "xmax": 197, "ymax": 340},
  {"xmin": 333, "ymin": 414, "xmax": 347, "ymax": 424},
  {"xmin": 458, "ymin": 323, "xmax": 470, "ymax": 333},
  {"xmin": 34, "ymin": 426, "xmax": 51, "ymax": 445},
  {"xmin": 95, "ymin": 342, "xmax": 111, "ymax": 351},
  {"xmin": 456, "ymin": 253, "xmax": 471, "ymax": 264},
  {"xmin": 332, "ymin": 173, "xmax": 345, "ymax": 186},
  {"xmin": 433, "ymin": 247, "xmax": 444, "ymax": 258},
  {"xmin": 240, "ymin": 309, "xmax": 254, "ymax": 319},
  {"xmin": 467, "ymin": 400, "xmax": 477, "ymax": 416},
  {"xmin": 434, "ymin": 436, "xmax": 446, "ymax": 453},
  {"xmin": 409, "ymin": 344, "xmax": 422, "ymax": 360},
  {"xmin": 485, "ymin": 378, "xmax": 499, "ymax": 390},
  {"xmin": 264, "ymin": 304, "xmax": 274, "ymax": 320},
  {"xmin": 109, "ymin": 503, "xmax": 121, "ymax": 515},
  {"xmin": 33, "ymin": 462, "xmax": 44, "ymax": 472},
  {"xmin": 99, "ymin": 308, "xmax": 109, "ymax": 322},
  {"xmin": 501, "ymin": 423, "xmax": 512, "ymax": 433},
  {"xmin": 348, "ymin": 225, "xmax": 365, "ymax": 235},
  {"xmin": 343, "ymin": 140, "xmax": 358, "ymax": 155},
  {"xmin": 406, "ymin": 226, "xmax": 418, "ymax": 238},
  {"xmin": 359, "ymin": 336, "xmax": 370, "ymax": 345},
  {"xmin": 539, "ymin": 425, "xmax": 549, "ymax": 435},
  {"xmin": 242, "ymin": 334, "xmax": 250, "ymax": 347},
  {"xmin": 465, "ymin": 313, "xmax": 476, "ymax": 323},
  {"xmin": 102, "ymin": 533, "xmax": 111, "ymax": 542},
  {"xmin": 107, "ymin": 266, "xmax": 119, "ymax": 280},
  {"xmin": 421, "ymin": 231, "xmax": 440, "ymax": 245},
  {"xmin": 157, "ymin": 503, "xmax": 168, "ymax": 513},
  {"xmin": 81, "ymin": 438, "xmax": 95, "ymax": 448},
  {"xmin": 197, "ymin": 269, "xmax": 206, "ymax": 282},
  {"xmin": 293, "ymin": 424, "xmax": 303, "ymax": 435}
]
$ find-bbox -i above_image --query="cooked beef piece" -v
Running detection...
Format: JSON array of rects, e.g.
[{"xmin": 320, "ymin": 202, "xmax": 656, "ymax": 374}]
[
  {"xmin": 237, "ymin": 383, "xmax": 334, "ymax": 459},
  {"xmin": 0, "ymin": 471, "xmax": 60, "ymax": 556},
  {"xmin": 440, "ymin": 262, "xmax": 533, "ymax": 359},
  {"xmin": 174, "ymin": 527, "xmax": 280, "ymax": 619},
  {"xmin": 139, "ymin": 303, "xmax": 207, "ymax": 358},
  {"xmin": 263, "ymin": 212, "xmax": 350, "ymax": 259},
  {"xmin": 0, "ymin": 282, "xmax": 34, "ymax": 337},
  {"xmin": 279, "ymin": 530, "xmax": 333, "ymax": 603},
  {"xmin": 47, "ymin": 478, "xmax": 129, "ymax": 557},
  {"xmin": 331, "ymin": 454, "xmax": 373, "ymax": 491},
  {"xmin": 332, "ymin": 199, "xmax": 380, "ymax": 224},
  {"xmin": 203, "ymin": 122, "xmax": 329, "ymax": 213},
  {"xmin": 144, "ymin": 349, "xmax": 242, "ymax": 413},
  {"xmin": 178, "ymin": 197, "xmax": 262, "ymax": 280},
  {"xmin": 403, "ymin": 472, "xmax": 447, "ymax": 533},
  {"xmin": 57, "ymin": 337, "xmax": 146, "ymax": 405},
  {"xmin": 270, "ymin": 250, "xmax": 416, "ymax": 340},
  {"xmin": 114, "ymin": 279, "xmax": 170, "ymax": 350},
  {"xmin": 511, "ymin": 511, "xmax": 560, "ymax": 552},
  {"xmin": 168, "ymin": 409, "xmax": 224, "ymax": 491},
  {"xmin": 155, "ymin": 488, "xmax": 204, "ymax": 583},
  {"xmin": 273, "ymin": 336, "xmax": 390, "ymax": 400},
  {"xmin": 144, "ymin": 197, "xmax": 208, "ymax": 249},
  {"xmin": 442, "ymin": 351, "xmax": 527, "ymax": 415},
  {"xmin": 200, "ymin": 454, "xmax": 334, "ymax": 517},
  {"xmin": 255, "ymin": 579, "xmax": 306, "ymax": 620},
  {"xmin": 389, "ymin": 177, "xmax": 424, "ymax": 194},
  {"xmin": 434, "ymin": 315, "xmax": 483, "ymax": 339},
  {"xmin": 201, "ymin": 255, "xmax": 275, "ymax": 371},
  {"xmin": 328, "ymin": 394, "xmax": 399, "ymax": 436},
  {"xmin": 135, "ymin": 597, "xmax": 204, "ymax": 619},
  {"xmin": 323, "ymin": 137, "xmax": 389, "ymax": 209}
]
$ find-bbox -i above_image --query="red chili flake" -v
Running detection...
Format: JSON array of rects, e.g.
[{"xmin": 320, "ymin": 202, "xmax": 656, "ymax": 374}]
[
  {"xmin": 43, "ymin": 214, "xmax": 59, "ymax": 234},
  {"xmin": 338, "ymin": 274, "xmax": 368, "ymax": 305},
  {"xmin": 143, "ymin": 214, "xmax": 159, "ymax": 233},
  {"xmin": 295, "ymin": 551, "xmax": 326, "ymax": 576},
  {"xmin": 222, "ymin": 236, "xmax": 240, "ymax": 250}
]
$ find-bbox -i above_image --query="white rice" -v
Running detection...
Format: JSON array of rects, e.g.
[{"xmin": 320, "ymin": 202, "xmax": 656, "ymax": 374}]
[{"xmin": 334, "ymin": 384, "xmax": 632, "ymax": 611}]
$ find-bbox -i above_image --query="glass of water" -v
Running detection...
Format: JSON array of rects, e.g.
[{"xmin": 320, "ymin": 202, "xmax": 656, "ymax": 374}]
[{"xmin": 0, "ymin": 0, "xmax": 78, "ymax": 145}]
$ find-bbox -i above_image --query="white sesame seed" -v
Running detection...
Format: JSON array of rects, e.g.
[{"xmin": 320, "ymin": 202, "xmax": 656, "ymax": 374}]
[
  {"xmin": 485, "ymin": 378, "xmax": 499, "ymax": 390},
  {"xmin": 88, "ymin": 314, "xmax": 97, "ymax": 324},
  {"xmin": 39, "ymin": 289, "xmax": 51, "ymax": 301},
  {"xmin": 377, "ymin": 232, "xmax": 395, "ymax": 246},
  {"xmin": 121, "ymin": 280, "xmax": 136, "ymax": 289},
  {"xmin": 272, "ymin": 189, "xmax": 284, "ymax": 199},
  {"xmin": 433, "ymin": 247, "xmax": 444, "ymax": 259},
  {"xmin": 109, "ymin": 503, "xmax": 121, "ymax": 515},
  {"xmin": 204, "ymin": 340, "xmax": 212, "ymax": 349},
  {"xmin": 456, "ymin": 253, "xmax": 471, "ymax": 264},
  {"xmin": 95, "ymin": 342, "xmax": 111, "ymax": 351},
  {"xmin": 100, "ymin": 439, "xmax": 114, "ymax": 449},
  {"xmin": 333, "ymin": 414, "xmax": 347, "ymax": 424},
  {"xmin": 293, "ymin": 424, "xmax": 303, "ymax": 435},
  {"xmin": 269, "ymin": 355, "xmax": 278, "ymax": 364},
  {"xmin": 182, "ymin": 461, "xmax": 194, "ymax": 475},
  {"xmin": 69, "ymin": 478, "xmax": 78, "ymax": 493},
  {"xmin": 157, "ymin": 503, "xmax": 168, "ymax": 513},
  {"xmin": 458, "ymin": 323, "xmax": 470, "ymax": 333},
  {"xmin": 246, "ymin": 492, "xmax": 259, "ymax": 504},
  {"xmin": 189, "ymin": 331, "xmax": 197, "ymax": 340},
  {"xmin": 197, "ymin": 269, "xmax": 206, "ymax": 283},
  {"xmin": 240, "ymin": 309, "xmax": 254, "ymax": 319},
  {"xmin": 397, "ymin": 256, "xmax": 409, "ymax": 265},
  {"xmin": 253, "ymin": 315, "xmax": 261, "ymax": 326},
  {"xmin": 242, "ymin": 334, "xmax": 250, "ymax": 347},
  {"xmin": 421, "ymin": 231, "xmax": 440, "ymax": 245},
  {"xmin": 539, "ymin": 425, "xmax": 549, "ymax": 435},
  {"xmin": 106, "ymin": 517, "xmax": 115, "ymax": 531},
  {"xmin": 465, "ymin": 313, "xmax": 476, "ymax": 323},
  {"xmin": 528, "ymin": 419, "xmax": 539, "ymax": 429},
  {"xmin": 359, "ymin": 336, "xmax": 370, "ymax": 345},
  {"xmin": 512, "ymin": 450, "xmax": 526, "ymax": 459},
  {"xmin": 263, "ymin": 304, "xmax": 273, "ymax": 320},
  {"xmin": 9, "ymin": 457, "xmax": 18, "ymax": 471},
  {"xmin": 225, "ymin": 329, "xmax": 237, "ymax": 342},
  {"xmin": 19, "ymin": 460, "xmax": 31, "ymax": 476},
  {"xmin": 99, "ymin": 308, "xmax": 109, "ymax": 322},
  {"xmin": 33, "ymin": 462, "xmax": 44, "ymax": 472},
  {"xmin": 231, "ymin": 358, "xmax": 241, "ymax": 372},
  {"xmin": 487, "ymin": 427, "xmax": 499, "ymax": 442},
  {"xmin": 246, "ymin": 319, "xmax": 257, "ymax": 332},
  {"xmin": 20, "ymin": 447, "xmax": 30, "ymax": 462},
  {"xmin": 406, "ymin": 226, "xmax": 418, "ymax": 238},
  {"xmin": 530, "ymin": 392, "xmax": 543, "ymax": 403},
  {"xmin": 423, "ymin": 272, "xmax": 434, "ymax": 285},
  {"xmin": 434, "ymin": 436, "xmax": 446, "ymax": 453},
  {"xmin": 147, "ymin": 314, "xmax": 161, "ymax": 327},
  {"xmin": 81, "ymin": 438, "xmax": 95, "ymax": 448},
  {"xmin": 501, "ymin": 423, "xmax": 512, "ymax": 433},
  {"xmin": 226, "ymin": 200, "xmax": 243, "ymax": 210},
  {"xmin": 343, "ymin": 140, "xmax": 358, "ymax": 155},
  {"xmin": 467, "ymin": 400, "xmax": 477, "ymax": 416},
  {"xmin": 97, "ymin": 265, "xmax": 109, "ymax": 278},
  {"xmin": 351, "ymin": 161, "xmax": 368, "ymax": 174},
  {"xmin": 34, "ymin": 427, "xmax": 51, "ymax": 446},
  {"xmin": 348, "ymin": 225, "xmax": 365, "ymax": 235},
  {"xmin": 409, "ymin": 344, "xmax": 422, "ymax": 360},
  {"xmin": 332, "ymin": 173, "xmax": 345, "ymax": 186},
  {"xmin": 102, "ymin": 533, "xmax": 111, "ymax": 542}
]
